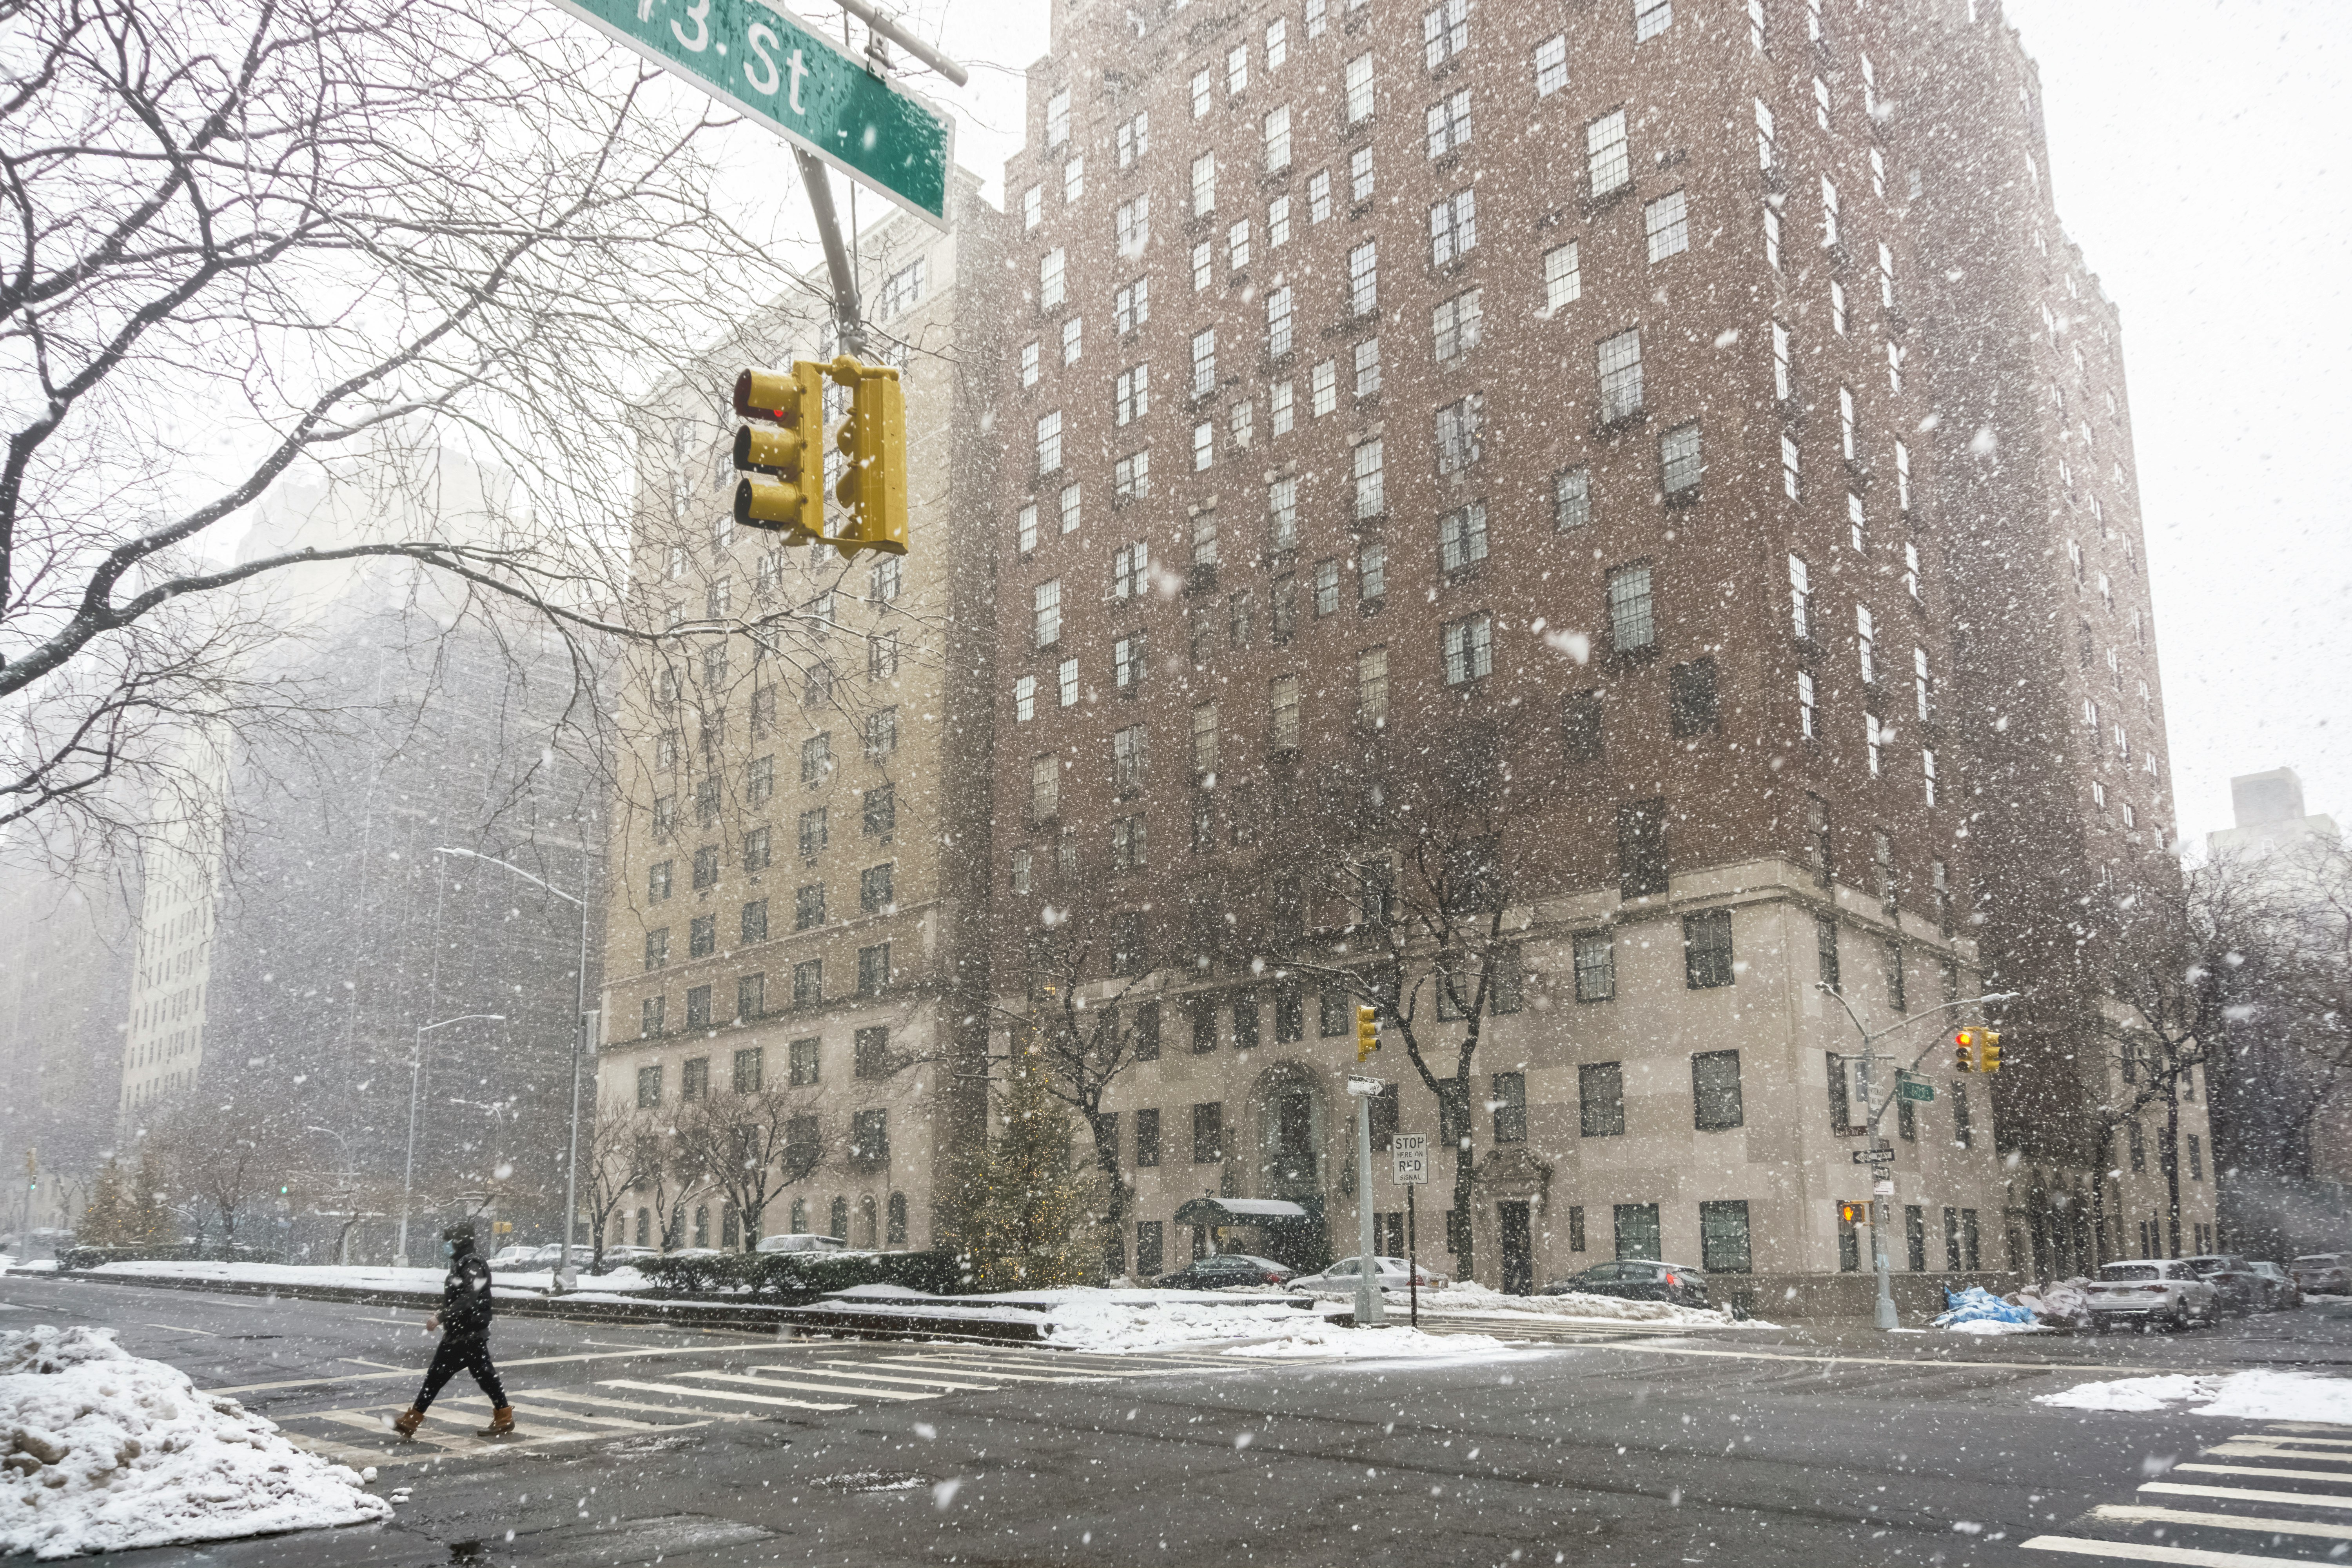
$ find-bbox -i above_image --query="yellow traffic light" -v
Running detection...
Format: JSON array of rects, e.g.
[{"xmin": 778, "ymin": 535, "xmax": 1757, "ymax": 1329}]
[
  {"xmin": 1354, "ymin": 1004, "xmax": 1379, "ymax": 1063},
  {"xmin": 826, "ymin": 354, "xmax": 909, "ymax": 559},
  {"xmin": 733, "ymin": 363, "xmax": 826, "ymax": 542},
  {"xmin": 1954, "ymin": 1029, "xmax": 1976, "ymax": 1073},
  {"xmin": 1981, "ymin": 1032, "xmax": 2002, "ymax": 1073}
]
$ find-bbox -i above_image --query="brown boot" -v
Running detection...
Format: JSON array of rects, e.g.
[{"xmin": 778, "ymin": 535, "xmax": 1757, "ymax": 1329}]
[
  {"xmin": 392, "ymin": 1407, "xmax": 424, "ymax": 1439},
  {"xmin": 479, "ymin": 1405, "xmax": 515, "ymax": 1438}
]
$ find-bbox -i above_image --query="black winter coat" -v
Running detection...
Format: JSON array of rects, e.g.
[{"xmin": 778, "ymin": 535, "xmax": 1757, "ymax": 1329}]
[{"xmin": 440, "ymin": 1254, "xmax": 495, "ymax": 1335}]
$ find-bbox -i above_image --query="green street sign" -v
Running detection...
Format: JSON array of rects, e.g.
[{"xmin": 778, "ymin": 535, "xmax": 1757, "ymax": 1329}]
[
  {"xmin": 549, "ymin": 0, "xmax": 954, "ymax": 227},
  {"xmin": 1897, "ymin": 1074, "xmax": 1936, "ymax": 1104}
]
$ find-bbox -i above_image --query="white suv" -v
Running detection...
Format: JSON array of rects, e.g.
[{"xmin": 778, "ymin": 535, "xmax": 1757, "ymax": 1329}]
[{"xmin": 2087, "ymin": 1259, "xmax": 2219, "ymax": 1331}]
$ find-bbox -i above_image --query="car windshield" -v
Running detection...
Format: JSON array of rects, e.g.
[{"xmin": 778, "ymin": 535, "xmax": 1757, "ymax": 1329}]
[
  {"xmin": 2102, "ymin": 1264, "xmax": 2162, "ymax": 1281},
  {"xmin": 2295, "ymin": 1256, "xmax": 2341, "ymax": 1267}
]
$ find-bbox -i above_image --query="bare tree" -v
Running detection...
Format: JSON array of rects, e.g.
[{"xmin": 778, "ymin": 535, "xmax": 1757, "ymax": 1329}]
[
  {"xmin": 991, "ymin": 909, "xmax": 1157, "ymax": 1274},
  {"xmin": 622, "ymin": 1109, "xmax": 708, "ymax": 1255},
  {"xmin": 676, "ymin": 1079, "xmax": 824, "ymax": 1252},
  {"xmin": 1268, "ymin": 809, "xmax": 1515, "ymax": 1287},
  {"xmin": 576, "ymin": 1100, "xmax": 648, "ymax": 1272},
  {"xmin": 0, "ymin": 0, "xmax": 841, "ymax": 860},
  {"xmin": 149, "ymin": 1101, "xmax": 274, "ymax": 1252}
]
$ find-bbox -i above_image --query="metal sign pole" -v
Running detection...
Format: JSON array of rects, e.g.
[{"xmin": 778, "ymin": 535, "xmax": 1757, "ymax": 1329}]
[{"xmin": 1408, "ymin": 1185, "xmax": 1418, "ymax": 1328}]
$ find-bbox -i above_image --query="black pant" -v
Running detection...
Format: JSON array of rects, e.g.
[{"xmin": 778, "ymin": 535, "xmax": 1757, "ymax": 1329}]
[{"xmin": 412, "ymin": 1330, "xmax": 506, "ymax": 1414}]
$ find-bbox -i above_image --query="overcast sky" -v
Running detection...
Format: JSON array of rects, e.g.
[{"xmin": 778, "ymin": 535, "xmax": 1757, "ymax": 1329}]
[{"xmin": 719, "ymin": 0, "xmax": 2351, "ymax": 850}]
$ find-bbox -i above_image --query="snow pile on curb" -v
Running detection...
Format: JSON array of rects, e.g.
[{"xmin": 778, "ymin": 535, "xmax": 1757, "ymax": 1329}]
[
  {"xmin": 0, "ymin": 1325, "xmax": 388, "ymax": 1558},
  {"xmin": 1044, "ymin": 1296, "xmax": 1337, "ymax": 1352},
  {"xmin": 2015, "ymin": 1278, "xmax": 2094, "ymax": 1329},
  {"xmin": 1222, "ymin": 1322, "xmax": 1517, "ymax": 1361},
  {"xmin": 82, "ymin": 1259, "xmax": 652, "ymax": 1296},
  {"xmin": 1412, "ymin": 1281, "xmax": 1738, "ymax": 1327},
  {"xmin": 2037, "ymin": 1368, "xmax": 2352, "ymax": 1423}
]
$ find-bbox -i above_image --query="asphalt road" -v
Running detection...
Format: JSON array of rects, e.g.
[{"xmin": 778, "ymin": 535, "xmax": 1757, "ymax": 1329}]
[{"xmin": 5, "ymin": 1273, "xmax": 2350, "ymax": 1568}]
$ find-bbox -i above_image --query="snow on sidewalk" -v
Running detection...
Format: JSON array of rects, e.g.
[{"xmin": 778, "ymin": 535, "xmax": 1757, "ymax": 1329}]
[
  {"xmin": 81, "ymin": 1259, "xmax": 653, "ymax": 1296},
  {"xmin": 1406, "ymin": 1281, "xmax": 1746, "ymax": 1328},
  {"xmin": 0, "ymin": 1325, "xmax": 388, "ymax": 1559},
  {"xmin": 1038, "ymin": 1295, "xmax": 1520, "ymax": 1359},
  {"xmin": 2036, "ymin": 1367, "xmax": 2352, "ymax": 1423}
]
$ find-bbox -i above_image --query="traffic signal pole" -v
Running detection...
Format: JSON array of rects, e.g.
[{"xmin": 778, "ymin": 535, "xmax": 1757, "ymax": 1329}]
[
  {"xmin": 795, "ymin": 150, "xmax": 869, "ymax": 360},
  {"xmin": 1816, "ymin": 984, "xmax": 2020, "ymax": 1330},
  {"xmin": 1346, "ymin": 1075, "xmax": 1387, "ymax": 1328}
]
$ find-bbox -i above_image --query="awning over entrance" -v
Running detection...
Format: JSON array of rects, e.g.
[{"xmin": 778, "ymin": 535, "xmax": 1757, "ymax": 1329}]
[{"xmin": 1174, "ymin": 1197, "xmax": 1312, "ymax": 1228}]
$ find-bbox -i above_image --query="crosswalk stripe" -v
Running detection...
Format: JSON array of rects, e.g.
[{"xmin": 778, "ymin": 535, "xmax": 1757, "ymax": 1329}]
[
  {"xmin": 601, "ymin": 1378, "xmax": 850, "ymax": 1412},
  {"xmin": 525, "ymin": 1387, "xmax": 757, "ymax": 1423},
  {"xmin": 867, "ymin": 1356, "xmax": 1111, "ymax": 1385},
  {"xmin": 807, "ymin": 1363, "xmax": 1010, "ymax": 1392},
  {"xmin": 2021, "ymin": 1534, "xmax": 2311, "ymax": 1564},
  {"xmin": 2176, "ymin": 1463, "xmax": 2352, "ymax": 1484},
  {"xmin": 674, "ymin": 1368, "xmax": 936, "ymax": 1402},
  {"xmin": 2141, "ymin": 1483, "xmax": 2352, "ymax": 1512},
  {"xmin": 2091, "ymin": 1504, "xmax": 2352, "ymax": 1542},
  {"xmin": 2209, "ymin": 1445, "xmax": 2352, "ymax": 1464},
  {"xmin": 286, "ymin": 1434, "xmax": 392, "ymax": 1468},
  {"xmin": 434, "ymin": 1393, "xmax": 675, "ymax": 1433},
  {"xmin": 312, "ymin": 1410, "xmax": 472, "ymax": 1452},
  {"xmin": 2239, "ymin": 1435, "xmax": 2352, "ymax": 1449}
]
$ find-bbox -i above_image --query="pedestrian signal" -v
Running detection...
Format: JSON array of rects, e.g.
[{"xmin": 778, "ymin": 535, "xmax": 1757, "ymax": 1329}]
[
  {"xmin": 1355, "ymin": 1005, "xmax": 1379, "ymax": 1063},
  {"xmin": 733, "ymin": 363, "xmax": 826, "ymax": 543},
  {"xmin": 1837, "ymin": 1200, "xmax": 1868, "ymax": 1226}
]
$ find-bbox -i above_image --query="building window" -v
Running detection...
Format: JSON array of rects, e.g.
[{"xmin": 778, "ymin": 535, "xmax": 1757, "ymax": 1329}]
[
  {"xmin": 1352, "ymin": 438, "xmax": 1385, "ymax": 518},
  {"xmin": 1597, "ymin": 328, "xmax": 1642, "ymax": 423},
  {"xmin": 791, "ymin": 958, "xmax": 821, "ymax": 1008},
  {"xmin": 1270, "ymin": 674, "xmax": 1301, "ymax": 752},
  {"xmin": 1354, "ymin": 337, "xmax": 1381, "ymax": 398},
  {"xmin": 1429, "ymin": 190, "xmax": 1477, "ymax": 264},
  {"xmin": 1035, "ymin": 410, "xmax": 1062, "ymax": 474},
  {"xmin": 1438, "ymin": 503, "xmax": 1488, "ymax": 572},
  {"xmin": 1579, "ymin": 1061, "xmax": 1625, "ymax": 1137},
  {"xmin": 1543, "ymin": 242, "xmax": 1581, "ymax": 314},
  {"xmin": 1488, "ymin": 1072, "xmax": 1527, "ymax": 1144},
  {"xmin": 859, "ymin": 862, "xmax": 894, "ymax": 915},
  {"xmin": 741, "ymin": 898, "xmax": 768, "ymax": 945},
  {"xmin": 1423, "ymin": 0, "xmax": 1469, "ymax": 66},
  {"xmin": 1534, "ymin": 33, "xmax": 1567, "ymax": 95},
  {"xmin": 1432, "ymin": 289, "xmax": 1482, "ymax": 361},
  {"xmin": 1348, "ymin": 241, "xmax": 1377, "ymax": 317},
  {"xmin": 1885, "ymin": 938, "xmax": 1907, "ymax": 1012},
  {"xmin": 1435, "ymin": 395, "xmax": 1482, "ymax": 472},
  {"xmin": 1345, "ymin": 50, "xmax": 1375, "ymax": 120},
  {"xmin": 1617, "ymin": 797, "xmax": 1667, "ymax": 899},
  {"xmin": 1114, "ymin": 724, "xmax": 1148, "ymax": 792},
  {"xmin": 1660, "ymin": 422, "xmax": 1702, "ymax": 498},
  {"xmin": 641, "ymin": 995, "xmax": 664, "ymax": 1037},
  {"xmin": 1644, "ymin": 189, "xmax": 1689, "ymax": 261},
  {"xmin": 1699, "ymin": 1200, "xmax": 1751, "ymax": 1274},
  {"xmin": 863, "ymin": 707, "xmax": 897, "ymax": 760},
  {"xmin": 1606, "ymin": 563, "xmax": 1654, "ymax": 652},
  {"xmin": 1349, "ymin": 145, "xmax": 1375, "ymax": 203},
  {"xmin": 793, "ymin": 883, "xmax": 825, "ymax": 931},
  {"xmin": 1684, "ymin": 908, "xmax": 1734, "ymax": 988},
  {"xmin": 1033, "ymin": 579, "xmax": 1062, "ymax": 648},
  {"xmin": 1039, "ymin": 249, "xmax": 1065, "ymax": 310},
  {"xmin": 1586, "ymin": 109, "xmax": 1630, "ymax": 196},
  {"xmin": 1668, "ymin": 657, "xmax": 1719, "ymax": 737},
  {"xmin": 1426, "ymin": 89, "xmax": 1471, "ymax": 158},
  {"xmin": 737, "ymin": 971, "xmax": 765, "ymax": 1020},
  {"xmin": 1562, "ymin": 690, "xmax": 1603, "ymax": 763},
  {"xmin": 1192, "ymin": 1102, "xmax": 1224, "ymax": 1163},
  {"xmin": 644, "ymin": 927, "xmax": 670, "ymax": 971},
  {"xmin": 636, "ymin": 1065, "xmax": 662, "ymax": 1109},
  {"xmin": 1692, "ymin": 1050, "xmax": 1744, "ymax": 1129},
  {"xmin": 1553, "ymin": 466, "xmax": 1591, "ymax": 530},
  {"xmin": 1357, "ymin": 646, "xmax": 1389, "ymax": 727},
  {"xmin": 857, "ymin": 942, "xmax": 891, "ymax": 996},
  {"xmin": 1442, "ymin": 613, "xmax": 1493, "ymax": 685},
  {"xmin": 1573, "ymin": 932, "xmax": 1616, "ymax": 1002}
]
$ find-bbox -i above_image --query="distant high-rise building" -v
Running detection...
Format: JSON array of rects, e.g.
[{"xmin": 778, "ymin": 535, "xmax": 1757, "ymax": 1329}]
[
  {"xmin": 596, "ymin": 172, "xmax": 1006, "ymax": 1256},
  {"xmin": 2209, "ymin": 768, "xmax": 2340, "ymax": 859},
  {"xmin": 976, "ymin": 0, "xmax": 2200, "ymax": 1292}
]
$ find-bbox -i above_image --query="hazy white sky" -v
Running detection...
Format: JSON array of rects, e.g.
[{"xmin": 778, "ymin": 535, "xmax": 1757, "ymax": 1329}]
[{"xmin": 737, "ymin": 0, "xmax": 2350, "ymax": 848}]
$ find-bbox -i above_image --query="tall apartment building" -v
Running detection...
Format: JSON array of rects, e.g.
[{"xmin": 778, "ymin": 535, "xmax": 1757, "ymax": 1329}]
[
  {"xmin": 596, "ymin": 172, "xmax": 1004, "ymax": 1255},
  {"xmin": 117, "ymin": 754, "xmax": 225, "ymax": 1126},
  {"xmin": 983, "ymin": 0, "xmax": 2200, "ymax": 1296}
]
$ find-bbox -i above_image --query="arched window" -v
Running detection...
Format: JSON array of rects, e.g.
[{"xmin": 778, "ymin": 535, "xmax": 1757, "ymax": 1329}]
[
  {"xmin": 859, "ymin": 1195, "xmax": 879, "ymax": 1249},
  {"xmin": 634, "ymin": 1207, "xmax": 650, "ymax": 1247},
  {"xmin": 829, "ymin": 1196, "xmax": 849, "ymax": 1240},
  {"xmin": 886, "ymin": 1192, "xmax": 908, "ymax": 1247},
  {"xmin": 693, "ymin": 1205, "xmax": 709, "ymax": 1249}
]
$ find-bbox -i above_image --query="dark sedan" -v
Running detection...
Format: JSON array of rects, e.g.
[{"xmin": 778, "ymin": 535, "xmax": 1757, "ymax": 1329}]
[
  {"xmin": 2180, "ymin": 1254, "xmax": 2263, "ymax": 1317},
  {"xmin": 1540, "ymin": 1258, "xmax": 1710, "ymax": 1308},
  {"xmin": 1155, "ymin": 1253, "xmax": 1296, "ymax": 1290}
]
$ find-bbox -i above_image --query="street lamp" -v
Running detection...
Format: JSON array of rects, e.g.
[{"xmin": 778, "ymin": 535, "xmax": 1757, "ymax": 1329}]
[
  {"xmin": 1818, "ymin": 984, "xmax": 2022, "ymax": 1331},
  {"xmin": 433, "ymin": 845, "xmax": 596, "ymax": 1291},
  {"xmin": 396, "ymin": 1013, "xmax": 505, "ymax": 1267}
]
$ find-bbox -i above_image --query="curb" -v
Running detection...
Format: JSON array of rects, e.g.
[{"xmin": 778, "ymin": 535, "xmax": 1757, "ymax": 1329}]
[{"xmin": 20, "ymin": 1270, "xmax": 797, "ymax": 1334}]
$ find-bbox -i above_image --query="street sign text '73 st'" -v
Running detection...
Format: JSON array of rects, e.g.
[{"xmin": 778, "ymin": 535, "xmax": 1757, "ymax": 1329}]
[{"xmin": 548, "ymin": 0, "xmax": 954, "ymax": 227}]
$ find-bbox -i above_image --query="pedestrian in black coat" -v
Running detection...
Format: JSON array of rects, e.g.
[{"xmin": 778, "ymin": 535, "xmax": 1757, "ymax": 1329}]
[{"xmin": 393, "ymin": 1222, "xmax": 515, "ymax": 1438}]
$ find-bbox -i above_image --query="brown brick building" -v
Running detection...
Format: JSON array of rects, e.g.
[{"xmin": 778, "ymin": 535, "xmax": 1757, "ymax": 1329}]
[{"xmin": 978, "ymin": 0, "xmax": 2207, "ymax": 1296}]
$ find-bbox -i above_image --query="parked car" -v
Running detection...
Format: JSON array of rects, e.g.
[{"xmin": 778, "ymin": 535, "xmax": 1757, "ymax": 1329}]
[
  {"xmin": 2180, "ymin": 1254, "xmax": 2264, "ymax": 1316},
  {"xmin": 755, "ymin": 1232, "xmax": 848, "ymax": 1255},
  {"xmin": 1287, "ymin": 1256, "xmax": 1450, "ymax": 1292},
  {"xmin": 1540, "ymin": 1259, "xmax": 1710, "ymax": 1309},
  {"xmin": 2087, "ymin": 1259, "xmax": 2218, "ymax": 1330},
  {"xmin": 489, "ymin": 1245, "xmax": 539, "ymax": 1267},
  {"xmin": 2246, "ymin": 1260, "xmax": 2303, "ymax": 1311},
  {"xmin": 2291, "ymin": 1254, "xmax": 2351, "ymax": 1296},
  {"xmin": 1155, "ymin": 1253, "xmax": 1296, "ymax": 1290}
]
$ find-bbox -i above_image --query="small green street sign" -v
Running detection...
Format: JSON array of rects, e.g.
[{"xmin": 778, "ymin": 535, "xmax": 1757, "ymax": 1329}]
[
  {"xmin": 548, "ymin": 0, "xmax": 955, "ymax": 227},
  {"xmin": 1897, "ymin": 1074, "xmax": 1936, "ymax": 1104}
]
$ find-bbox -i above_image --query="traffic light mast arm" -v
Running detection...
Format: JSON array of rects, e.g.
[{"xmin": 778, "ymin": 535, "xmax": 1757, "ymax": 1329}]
[
  {"xmin": 1814, "ymin": 982, "xmax": 2024, "ymax": 1133},
  {"xmin": 796, "ymin": 150, "xmax": 867, "ymax": 361}
]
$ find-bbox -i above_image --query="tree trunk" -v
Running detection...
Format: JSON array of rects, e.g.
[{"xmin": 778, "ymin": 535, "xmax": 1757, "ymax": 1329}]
[
  {"xmin": 2089, "ymin": 1122, "xmax": 2112, "ymax": 1268},
  {"xmin": 1088, "ymin": 1100, "xmax": 1127, "ymax": 1278},
  {"xmin": 2163, "ymin": 1087, "xmax": 2184, "ymax": 1258},
  {"xmin": 1449, "ymin": 1069, "xmax": 1475, "ymax": 1287}
]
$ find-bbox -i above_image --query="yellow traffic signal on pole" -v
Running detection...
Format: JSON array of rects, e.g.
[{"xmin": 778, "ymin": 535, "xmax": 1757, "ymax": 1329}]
[
  {"xmin": 733, "ymin": 363, "xmax": 826, "ymax": 542},
  {"xmin": 1355, "ymin": 1005, "xmax": 1379, "ymax": 1063},
  {"xmin": 1981, "ymin": 1031, "xmax": 2003, "ymax": 1073},
  {"xmin": 1837, "ymin": 1200, "xmax": 1868, "ymax": 1227},
  {"xmin": 826, "ymin": 354, "xmax": 909, "ymax": 559},
  {"xmin": 1954, "ymin": 1029, "xmax": 1976, "ymax": 1073}
]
